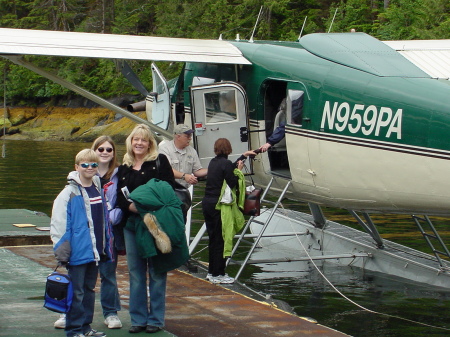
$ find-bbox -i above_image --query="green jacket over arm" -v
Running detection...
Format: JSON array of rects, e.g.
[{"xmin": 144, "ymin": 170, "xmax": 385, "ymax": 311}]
[
  {"xmin": 129, "ymin": 178, "xmax": 189, "ymax": 274},
  {"xmin": 216, "ymin": 169, "xmax": 246, "ymax": 257}
]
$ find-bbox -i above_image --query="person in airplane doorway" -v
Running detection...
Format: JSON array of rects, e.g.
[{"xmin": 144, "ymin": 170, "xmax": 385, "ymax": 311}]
[
  {"xmin": 259, "ymin": 98, "xmax": 287, "ymax": 152},
  {"xmin": 54, "ymin": 136, "xmax": 124, "ymax": 331},
  {"xmin": 116, "ymin": 124, "xmax": 177, "ymax": 334},
  {"xmin": 158, "ymin": 124, "xmax": 207, "ymax": 188},
  {"xmin": 202, "ymin": 138, "xmax": 256, "ymax": 284},
  {"xmin": 50, "ymin": 149, "xmax": 114, "ymax": 337}
]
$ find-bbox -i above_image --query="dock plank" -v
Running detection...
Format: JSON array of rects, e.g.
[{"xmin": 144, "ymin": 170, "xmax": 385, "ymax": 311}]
[{"xmin": 7, "ymin": 245, "xmax": 349, "ymax": 337}]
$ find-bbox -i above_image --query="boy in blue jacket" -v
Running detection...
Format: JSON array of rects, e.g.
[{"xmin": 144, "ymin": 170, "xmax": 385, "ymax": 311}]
[{"xmin": 50, "ymin": 149, "xmax": 114, "ymax": 337}]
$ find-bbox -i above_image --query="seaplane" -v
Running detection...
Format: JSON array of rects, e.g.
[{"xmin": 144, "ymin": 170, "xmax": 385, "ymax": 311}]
[{"xmin": 1, "ymin": 27, "xmax": 450, "ymax": 288}]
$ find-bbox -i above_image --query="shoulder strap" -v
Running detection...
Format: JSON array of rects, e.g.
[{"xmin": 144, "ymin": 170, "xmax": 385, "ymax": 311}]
[
  {"xmin": 155, "ymin": 155, "xmax": 160, "ymax": 172},
  {"xmin": 243, "ymin": 163, "xmax": 255, "ymax": 186}
]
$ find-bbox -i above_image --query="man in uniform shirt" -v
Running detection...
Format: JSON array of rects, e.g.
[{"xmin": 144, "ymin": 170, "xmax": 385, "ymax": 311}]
[
  {"xmin": 159, "ymin": 124, "xmax": 207, "ymax": 188},
  {"xmin": 159, "ymin": 124, "xmax": 206, "ymax": 273}
]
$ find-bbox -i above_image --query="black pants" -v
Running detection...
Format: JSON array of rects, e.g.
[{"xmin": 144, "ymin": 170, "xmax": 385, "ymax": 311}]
[{"xmin": 202, "ymin": 198, "xmax": 226, "ymax": 276}]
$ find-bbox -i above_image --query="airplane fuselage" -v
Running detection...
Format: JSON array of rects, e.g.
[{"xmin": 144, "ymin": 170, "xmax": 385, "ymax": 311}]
[{"xmin": 178, "ymin": 33, "xmax": 450, "ymax": 215}]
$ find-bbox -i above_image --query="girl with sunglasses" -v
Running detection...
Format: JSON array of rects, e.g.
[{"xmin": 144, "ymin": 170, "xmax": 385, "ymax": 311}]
[{"xmin": 91, "ymin": 136, "xmax": 124, "ymax": 329}]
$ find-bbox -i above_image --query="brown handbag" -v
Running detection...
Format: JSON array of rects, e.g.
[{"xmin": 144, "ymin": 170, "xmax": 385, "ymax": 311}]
[{"xmin": 243, "ymin": 187, "xmax": 263, "ymax": 216}]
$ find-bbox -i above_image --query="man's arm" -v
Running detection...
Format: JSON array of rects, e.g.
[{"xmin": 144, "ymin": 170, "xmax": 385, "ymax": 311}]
[
  {"xmin": 259, "ymin": 123, "xmax": 286, "ymax": 152},
  {"xmin": 172, "ymin": 167, "xmax": 199, "ymax": 185},
  {"xmin": 193, "ymin": 168, "xmax": 207, "ymax": 178}
]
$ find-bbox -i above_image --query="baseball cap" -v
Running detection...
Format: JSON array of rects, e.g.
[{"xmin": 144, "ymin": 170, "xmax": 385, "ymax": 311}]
[{"xmin": 174, "ymin": 124, "xmax": 194, "ymax": 135}]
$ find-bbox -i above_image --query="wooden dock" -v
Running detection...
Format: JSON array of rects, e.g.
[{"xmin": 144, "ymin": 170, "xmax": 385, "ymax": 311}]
[{"xmin": 0, "ymin": 209, "xmax": 349, "ymax": 336}]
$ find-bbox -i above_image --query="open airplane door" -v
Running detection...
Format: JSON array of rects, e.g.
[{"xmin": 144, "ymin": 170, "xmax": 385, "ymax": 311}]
[
  {"xmin": 190, "ymin": 82, "xmax": 250, "ymax": 169},
  {"xmin": 148, "ymin": 63, "xmax": 170, "ymax": 130}
]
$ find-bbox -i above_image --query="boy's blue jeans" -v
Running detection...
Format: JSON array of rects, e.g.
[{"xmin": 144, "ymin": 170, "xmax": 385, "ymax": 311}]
[
  {"xmin": 98, "ymin": 248, "xmax": 121, "ymax": 318},
  {"xmin": 65, "ymin": 262, "xmax": 98, "ymax": 337},
  {"xmin": 124, "ymin": 228, "xmax": 167, "ymax": 327}
]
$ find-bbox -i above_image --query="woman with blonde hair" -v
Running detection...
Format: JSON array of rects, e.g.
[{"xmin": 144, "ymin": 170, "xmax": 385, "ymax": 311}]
[{"xmin": 116, "ymin": 124, "xmax": 175, "ymax": 334}]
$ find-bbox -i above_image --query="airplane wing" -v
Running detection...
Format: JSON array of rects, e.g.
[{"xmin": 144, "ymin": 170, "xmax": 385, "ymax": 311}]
[
  {"xmin": 0, "ymin": 28, "xmax": 251, "ymax": 65},
  {"xmin": 0, "ymin": 28, "xmax": 251, "ymax": 139},
  {"xmin": 383, "ymin": 39, "xmax": 450, "ymax": 80}
]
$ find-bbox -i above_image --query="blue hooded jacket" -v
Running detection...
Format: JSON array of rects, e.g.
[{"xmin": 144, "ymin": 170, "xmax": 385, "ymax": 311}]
[{"xmin": 50, "ymin": 171, "xmax": 114, "ymax": 266}]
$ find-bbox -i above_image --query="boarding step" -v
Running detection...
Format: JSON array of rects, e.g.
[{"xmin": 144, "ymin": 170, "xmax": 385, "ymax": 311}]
[
  {"xmin": 412, "ymin": 215, "xmax": 450, "ymax": 270},
  {"xmin": 228, "ymin": 177, "xmax": 293, "ymax": 280},
  {"xmin": 261, "ymin": 199, "xmax": 278, "ymax": 206},
  {"xmin": 251, "ymin": 219, "xmax": 267, "ymax": 226}
]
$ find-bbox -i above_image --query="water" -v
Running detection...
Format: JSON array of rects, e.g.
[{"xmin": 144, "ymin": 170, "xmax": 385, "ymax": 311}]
[
  {"xmin": 1, "ymin": 139, "xmax": 450, "ymax": 337},
  {"xmin": 0, "ymin": 139, "xmax": 126, "ymax": 216}
]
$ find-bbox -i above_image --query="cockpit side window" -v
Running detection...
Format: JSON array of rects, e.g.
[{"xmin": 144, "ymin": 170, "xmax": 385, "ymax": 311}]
[{"xmin": 154, "ymin": 72, "xmax": 166, "ymax": 97}]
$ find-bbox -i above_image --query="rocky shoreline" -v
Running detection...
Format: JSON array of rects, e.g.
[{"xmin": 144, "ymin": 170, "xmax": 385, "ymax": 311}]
[{"xmin": 0, "ymin": 106, "xmax": 145, "ymax": 143}]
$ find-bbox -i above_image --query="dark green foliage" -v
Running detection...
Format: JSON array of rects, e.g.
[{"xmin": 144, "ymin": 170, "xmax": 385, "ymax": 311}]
[
  {"xmin": 378, "ymin": 0, "xmax": 450, "ymax": 40},
  {"xmin": 0, "ymin": 0, "xmax": 448, "ymax": 106}
]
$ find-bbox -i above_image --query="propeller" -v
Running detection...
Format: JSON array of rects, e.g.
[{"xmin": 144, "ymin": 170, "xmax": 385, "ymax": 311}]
[{"xmin": 115, "ymin": 60, "xmax": 149, "ymax": 97}]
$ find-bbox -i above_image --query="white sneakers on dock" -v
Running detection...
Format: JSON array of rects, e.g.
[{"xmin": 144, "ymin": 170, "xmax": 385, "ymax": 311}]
[{"xmin": 206, "ymin": 273, "xmax": 235, "ymax": 284}]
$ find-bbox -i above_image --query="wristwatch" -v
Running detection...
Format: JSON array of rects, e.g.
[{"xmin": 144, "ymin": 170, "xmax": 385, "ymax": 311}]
[{"xmin": 181, "ymin": 173, "xmax": 186, "ymax": 180}]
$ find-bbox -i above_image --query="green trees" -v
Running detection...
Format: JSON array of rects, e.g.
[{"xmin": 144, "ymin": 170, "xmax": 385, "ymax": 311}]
[
  {"xmin": 0, "ymin": 0, "xmax": 448, "ymax": 106},
  {"xmin": 378, "ymin": 0, "xmax": 450, "ymax": 40}
]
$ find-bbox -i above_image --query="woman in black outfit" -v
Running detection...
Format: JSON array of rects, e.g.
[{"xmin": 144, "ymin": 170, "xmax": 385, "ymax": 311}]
[
  {"xmin": 202, "ymin": 138, "xmax": 256, "ymax": 284},
  {"xmin": 116, "ymin": 124, "xmax": 175, "ymax": 334}
]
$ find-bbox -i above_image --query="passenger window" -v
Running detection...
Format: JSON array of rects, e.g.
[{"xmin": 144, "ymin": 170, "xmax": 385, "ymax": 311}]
[
  {"xmin": 288, "ymin": 90, "xmax": 304, "ymax": 125},
  {"xmin": 204, "ymin": 90, "xmax": 237, "ymax": 124}
]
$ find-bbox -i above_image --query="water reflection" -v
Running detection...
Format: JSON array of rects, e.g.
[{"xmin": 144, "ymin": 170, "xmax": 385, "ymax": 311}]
[
  {"xmin": 0, "ymin": 139, "xmax": 125, "ymax": 216},
  {"xmin": 1, "ymin": 139, "xmax": 450, "ymax": 336},
  {"xmin": 244, "ymin": 255, "xmax": 450, "ymax": 336}
]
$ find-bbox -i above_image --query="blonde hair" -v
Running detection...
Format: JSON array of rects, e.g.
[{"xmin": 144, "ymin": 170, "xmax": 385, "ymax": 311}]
[
  {"xmin": 91, "ymin": 135, "xmax": 119, "ymax": 180},
  {"xmin": 75, "ymin": 149, "xmax": 98, "ymax": 164},
  {"xmin": 123, "ymin": 124, "xmax": 158, "ymax": 166}
]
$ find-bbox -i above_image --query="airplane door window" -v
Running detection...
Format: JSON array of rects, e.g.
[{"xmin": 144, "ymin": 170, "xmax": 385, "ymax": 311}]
[{"xmin": 204, "ymin": 90, "xmax": 237, "ymax": 124}]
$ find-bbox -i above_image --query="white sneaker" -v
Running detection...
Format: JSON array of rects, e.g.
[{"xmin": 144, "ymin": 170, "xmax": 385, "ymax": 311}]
[
  {"xmin": 206, "ymin": 273, "xmax": 213, "ymax": 281},
  {"xmin": 54, "ymin": 314, "xmax": 66, "ymax": 329},
  {"xmin": 218, "ymin": 274, "xmax": 235, "ymax": 284},
  {"xmin": 84, "ymin": 329, "xmax": 106, "ymax": 336},
  {"xmin": 104, "ymin": 315, "xmax": 122, "ymax": 329},
  {"xmin": 208, "ymin": 275, "xmax": 222, "ymax": 283}
]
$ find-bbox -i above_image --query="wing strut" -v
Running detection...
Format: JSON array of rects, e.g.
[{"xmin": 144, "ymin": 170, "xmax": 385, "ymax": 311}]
[{"xmin": 2, "ymin": 55, "xmax": 172, "ymax": 141}]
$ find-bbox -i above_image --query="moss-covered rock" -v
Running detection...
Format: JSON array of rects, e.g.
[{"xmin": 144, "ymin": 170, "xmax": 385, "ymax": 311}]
[
  {"xmin": 2, "ymin": 107, "xmax": 145, "ymax": 142},
  {"xmin": 9, "ymin": 108, "xmax": 38, "ymax": 126},
  {"xmin": 0, "ymin": 117, "xmax": 11, "ymax": 129}
]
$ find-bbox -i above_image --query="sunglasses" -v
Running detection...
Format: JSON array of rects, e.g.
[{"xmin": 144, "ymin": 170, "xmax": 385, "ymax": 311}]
[
  {"xmin": 97, "ymin": 147, "xmax": 113, "ymax": 153},
  {"xmin": 79, "ymin": 162, "xmax": 99, "ymax": 168}
]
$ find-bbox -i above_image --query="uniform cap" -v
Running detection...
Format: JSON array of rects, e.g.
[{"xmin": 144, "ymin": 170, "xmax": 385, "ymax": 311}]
[{"xmin": 174, "ymin": 124, "xmax": 194, "ymax": 135}]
